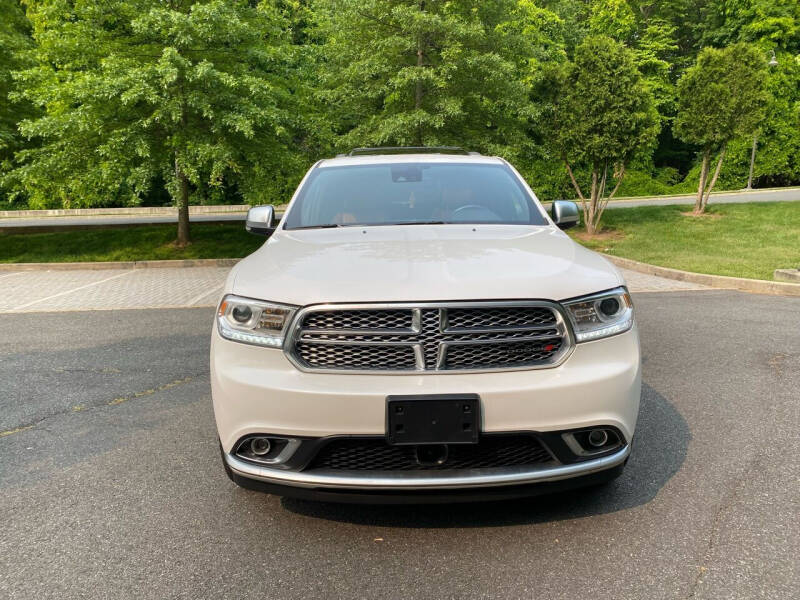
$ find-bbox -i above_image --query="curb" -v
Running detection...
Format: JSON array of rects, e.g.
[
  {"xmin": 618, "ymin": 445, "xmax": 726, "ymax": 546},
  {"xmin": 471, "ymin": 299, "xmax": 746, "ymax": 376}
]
[
  {"xmin": 0, "ymin": 258, "xmax": 241, "ymax": 271},
  {"xmin": 774, "ymin": 269, "xmax": 800, "ymax": 283},
  {"xmin": 604, "ymin": 255, "xmax": 800, "ymax": 297}
]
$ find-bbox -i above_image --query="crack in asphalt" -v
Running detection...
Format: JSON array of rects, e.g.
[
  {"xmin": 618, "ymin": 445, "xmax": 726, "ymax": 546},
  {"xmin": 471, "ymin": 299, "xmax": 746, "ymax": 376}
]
[
  {"xmin": 0, "ymin": 374, "xmax": 205, "ymax": 438},
  {"xmin": 685, "ymin": 453, "xmax": 765, "ymax": 598}
]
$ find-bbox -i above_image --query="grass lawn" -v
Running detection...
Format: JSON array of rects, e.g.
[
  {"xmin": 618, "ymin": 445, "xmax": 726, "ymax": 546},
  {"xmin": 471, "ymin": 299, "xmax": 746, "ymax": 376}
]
[
  {"xmin": 0, "ymin": 222, "xmax": 262, "ymax": 263},
  {"xmin": 570, "ymin": 201, "xmax": 799, "ymax": 280}
]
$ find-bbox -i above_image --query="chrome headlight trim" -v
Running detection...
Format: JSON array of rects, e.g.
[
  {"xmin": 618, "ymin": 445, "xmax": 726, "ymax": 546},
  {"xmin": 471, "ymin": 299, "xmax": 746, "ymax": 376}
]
[
  {"xmin": 217, "ymin": 295, "xmax": 298, "ymax": 348},
  {"xmin": 562, "ymin": 287, "xmax": 634, "ymax": 342}
]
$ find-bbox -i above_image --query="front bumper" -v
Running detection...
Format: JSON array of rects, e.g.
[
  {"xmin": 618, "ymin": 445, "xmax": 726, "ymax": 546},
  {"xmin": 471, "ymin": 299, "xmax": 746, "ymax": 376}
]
[
  {"xmin": 212, "ymin": 326, "xmax": 641, "ymax": 445},
  {"xmin": 211, "ymin": 325, "xmax": 640, "ymax": 498},
  {"xmin": 225, "ymin": 443, "xmax": 630, "ymax": 489},
  {"xmin": 225, "ymin": 448, "xmax": 629, "ymax": 503}
]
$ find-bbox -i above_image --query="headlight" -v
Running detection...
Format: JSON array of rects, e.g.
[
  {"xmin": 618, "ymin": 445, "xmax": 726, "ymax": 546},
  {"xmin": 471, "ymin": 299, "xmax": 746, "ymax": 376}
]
[
  {"xmin": 217, "ymin": 295, "xmax": 297, "ymax": 347},
  {"xmin": 563, "ymin": 287, "xmax": 633, "ymax": 342}
]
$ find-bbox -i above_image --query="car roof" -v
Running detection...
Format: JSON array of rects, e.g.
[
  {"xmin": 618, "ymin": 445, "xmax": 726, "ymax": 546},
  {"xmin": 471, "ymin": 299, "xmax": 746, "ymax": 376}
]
[{"xmin": 317, "ymin": 154, "xmax": 505, "ymax": 168}]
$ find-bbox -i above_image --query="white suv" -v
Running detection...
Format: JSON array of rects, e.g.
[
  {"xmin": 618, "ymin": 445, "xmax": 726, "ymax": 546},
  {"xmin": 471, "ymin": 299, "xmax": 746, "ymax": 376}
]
[{"xmin": 211, "ymin": 148, "xmax": 641, "ymax": 503}]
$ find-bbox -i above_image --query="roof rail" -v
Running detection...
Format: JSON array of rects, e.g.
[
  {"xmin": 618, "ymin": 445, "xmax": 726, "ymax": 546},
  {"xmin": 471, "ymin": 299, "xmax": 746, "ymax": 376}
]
[{"xmin": 347, "ymin": 146, "xmax": 474, "ymax": 157}]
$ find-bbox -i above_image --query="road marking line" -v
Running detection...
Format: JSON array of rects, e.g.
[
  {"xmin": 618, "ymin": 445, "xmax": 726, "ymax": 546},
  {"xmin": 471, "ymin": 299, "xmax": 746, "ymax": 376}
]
[
  {"xmin": 12, "ymin": 270, "xmax": 136, "ymax": 310},
  {"xmin": 186, "ymin": 284, "xmax": 224, "ymax": 306}
]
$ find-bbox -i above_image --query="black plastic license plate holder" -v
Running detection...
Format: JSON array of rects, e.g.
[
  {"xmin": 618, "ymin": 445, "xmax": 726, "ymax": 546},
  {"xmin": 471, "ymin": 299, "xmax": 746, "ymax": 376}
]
[{"xmin": 386, "ymin": 394, "xmax": 480, "ymax": 445}]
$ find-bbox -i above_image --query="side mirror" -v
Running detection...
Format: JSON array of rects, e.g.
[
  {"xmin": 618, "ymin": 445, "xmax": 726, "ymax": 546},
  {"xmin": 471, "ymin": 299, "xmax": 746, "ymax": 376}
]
[
  {"xmin": 246, "ymin": 205, "xmax": 276, "ymax": 236},
  {"xmin": 551, "ymin": 200, "xmax": 579, "ymax": 230}
]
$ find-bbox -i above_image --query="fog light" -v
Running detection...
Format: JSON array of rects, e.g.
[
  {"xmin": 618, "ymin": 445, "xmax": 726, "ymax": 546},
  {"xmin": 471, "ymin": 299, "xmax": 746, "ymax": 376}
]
[
  {"xmin": 588, "ymin": 429, "xmax": 609, "ymax": 447},
  {"xmin": 250, "ymin": 437, "xmax": 272, "ymax": 456}
]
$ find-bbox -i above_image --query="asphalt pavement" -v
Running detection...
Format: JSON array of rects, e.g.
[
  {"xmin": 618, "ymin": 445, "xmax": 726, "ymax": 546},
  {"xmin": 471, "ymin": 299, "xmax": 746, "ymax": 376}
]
[
  {"xmin": 603, "ymin": 186, "xmax": 800, "ymax": 208},
  {"xmin": 1, "ymin": 290, "xmax": 798, "ymax": 599}
]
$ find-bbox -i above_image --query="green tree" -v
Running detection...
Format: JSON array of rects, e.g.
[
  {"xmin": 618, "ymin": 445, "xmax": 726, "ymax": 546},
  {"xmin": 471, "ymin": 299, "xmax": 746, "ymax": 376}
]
[
  {"xmin": 553, "ymin": 35, "xmax": 659, "ymax": 234},
  {"xmin": 588, "ymin": 0, "xmax": 636, "ymax": 43},
  {"xmin": 674, "ymin": 43, "xmax": 769, "ymax": 214},
  {"xmin": 315, "ymin": 0, "xmax": 544, "ymax": 156},
  {"xmin": 0, "ymin": 0, "xmax": 35, "ymax": 201},
  {"xmin": 587, "ymin": 1, "xmax": 678, "ymax": 119},
  {"xmin": 11, "ymin": 0, "xmax": 299, "ymax": 245}
]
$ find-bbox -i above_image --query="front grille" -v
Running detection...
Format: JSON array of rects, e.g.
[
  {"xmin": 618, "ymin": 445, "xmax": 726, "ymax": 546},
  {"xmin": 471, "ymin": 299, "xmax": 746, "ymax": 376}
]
[
  {"xmin": 308, "ymin": 436, "xmax": 555, "ymax": 471},
  {"xmin": 288, "ymin": 302, "xmax": 570, "ymax": 372}
]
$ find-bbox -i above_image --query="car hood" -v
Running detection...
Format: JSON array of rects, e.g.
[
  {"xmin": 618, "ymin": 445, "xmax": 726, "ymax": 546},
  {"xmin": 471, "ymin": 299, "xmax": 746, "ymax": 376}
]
[{"xmin": 230, "ymin": 225, "xmax": 624, "ymax": 305}]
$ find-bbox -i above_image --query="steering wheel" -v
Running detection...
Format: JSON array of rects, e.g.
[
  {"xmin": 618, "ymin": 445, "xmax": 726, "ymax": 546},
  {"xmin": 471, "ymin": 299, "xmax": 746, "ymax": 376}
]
[
  {"xmin": 450, "ymin": 204, "xmax": 501, "ymax": 222},
  {"xmin": 451, "ymin": 204, "xmax": 486, "ymax": 216}
]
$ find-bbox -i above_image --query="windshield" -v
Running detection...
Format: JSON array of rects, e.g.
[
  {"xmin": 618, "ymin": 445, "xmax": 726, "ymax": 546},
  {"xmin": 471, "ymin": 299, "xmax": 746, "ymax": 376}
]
[{"xmin": 283, "ymin": 162, "xmax": 548, "ymax": 229}]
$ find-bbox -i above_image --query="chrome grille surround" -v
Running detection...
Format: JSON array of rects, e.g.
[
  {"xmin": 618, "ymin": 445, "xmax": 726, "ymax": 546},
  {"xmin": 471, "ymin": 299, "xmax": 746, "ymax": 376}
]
[{"xmin": 284, "ymin": 301, "xmax": 574, "ymax": 374}]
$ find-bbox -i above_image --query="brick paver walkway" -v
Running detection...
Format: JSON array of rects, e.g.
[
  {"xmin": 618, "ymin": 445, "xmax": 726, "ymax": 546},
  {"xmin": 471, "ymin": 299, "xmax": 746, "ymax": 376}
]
[
  {"xmin": 0, "ymin": 267, "xmax": 229, "ymax": 312},
  {"xmin": 0, "ymin": 266, "xmax": 709, "ymax": 313}
]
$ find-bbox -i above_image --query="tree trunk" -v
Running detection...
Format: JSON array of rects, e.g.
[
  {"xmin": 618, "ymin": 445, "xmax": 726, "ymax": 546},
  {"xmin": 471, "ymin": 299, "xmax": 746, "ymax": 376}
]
[
  {"xmin": 564, "ymin": 159, "xmax": 589, "ymax": 228},
  {"xmin": 746, "ymin": 134, "xmax": 758, "ymax": 190},
  {"xmin": 175, "ymin": 158, "xmax": 190, "ymax": 247},
  {"xmin": 586, "ymin": 169, "xmax": 599, "ymax": 235},
  {"xmin": 694, "ymin": 149, "xmax": 710, "ymax": 214},
  {"xmin": 702, "ymin": 145, "xmax": 726, "ymax": 211},
  {"xmin": 595, "ymin": 164, "xmax": 625, "ymax": 228}
]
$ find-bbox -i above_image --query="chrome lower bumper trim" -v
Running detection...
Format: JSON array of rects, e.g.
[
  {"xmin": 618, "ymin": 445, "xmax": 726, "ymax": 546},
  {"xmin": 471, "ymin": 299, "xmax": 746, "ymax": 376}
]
[{"xmin": 225, "ymin": 444, "xmax": 630, "ymax": 490}]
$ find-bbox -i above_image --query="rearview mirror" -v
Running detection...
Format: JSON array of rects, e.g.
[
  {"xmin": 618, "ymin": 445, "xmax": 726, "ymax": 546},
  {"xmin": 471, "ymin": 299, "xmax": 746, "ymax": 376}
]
[
  {"xmin": 246, "ymin": 205, "xmax": 276, "ymax": 236},
  {"xmin": 551, "ymin": 200, "xmax": 579, "ymax": 230}
]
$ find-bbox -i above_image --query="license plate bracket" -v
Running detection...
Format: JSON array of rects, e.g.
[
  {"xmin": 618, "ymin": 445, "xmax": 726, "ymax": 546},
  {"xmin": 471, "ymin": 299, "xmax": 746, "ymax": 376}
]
[{"xmin": 386, "ymin": 394, "xmax": 480, "ymax": 445}]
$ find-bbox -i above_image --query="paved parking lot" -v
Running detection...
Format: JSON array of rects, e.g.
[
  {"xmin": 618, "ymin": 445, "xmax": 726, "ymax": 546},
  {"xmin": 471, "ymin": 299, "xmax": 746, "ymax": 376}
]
[
  {"xmin": 1, "ymin": 289, "xmax": 797, "ymax": 599},
  {"xmin": 0, "ymin": 267, "xmax": 230, "ymax": 312},
  {"xmin": 0, "ymin": 265, "xmax": 708, "ymax": 313}
]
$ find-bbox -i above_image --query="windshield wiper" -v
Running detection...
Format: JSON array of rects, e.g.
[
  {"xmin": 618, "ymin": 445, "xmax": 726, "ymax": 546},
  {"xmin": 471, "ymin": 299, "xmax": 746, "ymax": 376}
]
[
  {"xmin": 291, "ymin": 221, "xmax": 449, "ymax": 229},
  {"xmin": 381, "ymin": 221, "xmax": 447, "ymax": 226},
  {"xmin": 290, "ymin": 223, "xmax": 343, "ymax": 230}
]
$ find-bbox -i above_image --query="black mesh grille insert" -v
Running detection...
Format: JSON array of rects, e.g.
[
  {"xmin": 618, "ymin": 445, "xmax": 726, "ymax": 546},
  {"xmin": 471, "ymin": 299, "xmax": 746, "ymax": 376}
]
[
  {"xmin": 445, "ymin": 340, "xmax": 563, "ymax": 370},
  {"xmin": 302, "ymin": 309, "xmax": 413, "ymax": 331},
  {"xmin": 308, "ymin": 436, "xmax": 555, "ymax": 471},
  {"xmin": 446, "ymin": 306, "xmax": 556, "ymax": 330},
  {"xmin": 295, "ymin": 342, "xmax": 416, "ymax": 370}
]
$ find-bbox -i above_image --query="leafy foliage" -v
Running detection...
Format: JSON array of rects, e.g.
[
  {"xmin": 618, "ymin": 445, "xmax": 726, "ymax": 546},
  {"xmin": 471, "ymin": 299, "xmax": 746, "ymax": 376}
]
[
  {"xmin": 315, "ymin": 0, "xmax": 555, "ymax": 158},
  {"xmin": 0, "ymin": 0, "xmax": 35, "ymax": 204},
  {"xmin": 552, "ymin": 35, "xmax": 659, "ymax": 233},
  {"xmin": 675, "ymin": 43, "xmax": 769, "ymax": 212}
]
